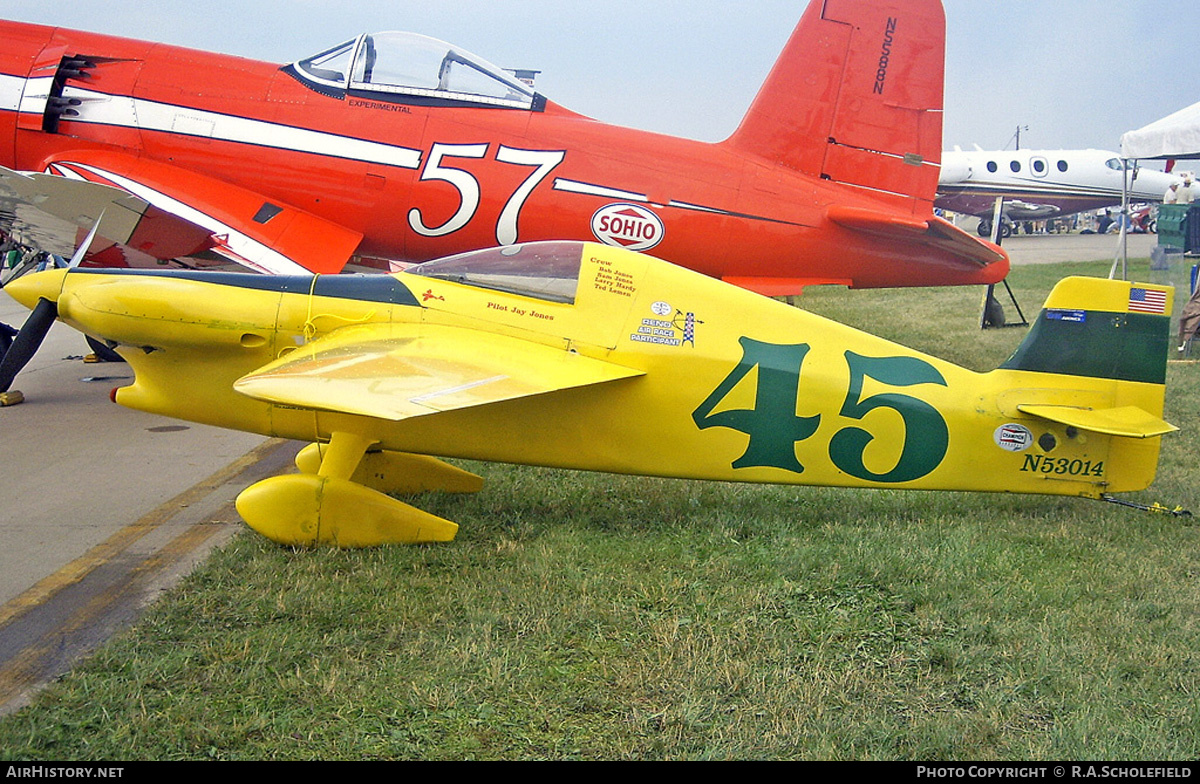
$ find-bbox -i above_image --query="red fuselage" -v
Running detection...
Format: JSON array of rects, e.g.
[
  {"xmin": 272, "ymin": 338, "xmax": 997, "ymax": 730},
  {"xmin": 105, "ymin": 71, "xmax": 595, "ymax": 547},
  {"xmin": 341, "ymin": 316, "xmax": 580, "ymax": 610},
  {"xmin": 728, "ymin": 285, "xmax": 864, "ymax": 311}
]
[{"xmin": 0, "ymin": 7, "xmax": 1007, "ymax": 291}]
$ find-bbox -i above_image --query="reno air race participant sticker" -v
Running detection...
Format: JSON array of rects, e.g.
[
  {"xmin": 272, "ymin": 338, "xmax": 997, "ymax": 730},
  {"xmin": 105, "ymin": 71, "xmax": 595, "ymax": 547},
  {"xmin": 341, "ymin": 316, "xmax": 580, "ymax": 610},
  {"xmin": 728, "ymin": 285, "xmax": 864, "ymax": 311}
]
[
  {"xmin": 591, "ymin": 204, "xmax": 664, "ymax": 251},
  {"xmin": 994, "ymin": 423, "xmax": 1033, "ymax": 452},
  {"xmin": 629, "ymin": 303, "xmax": 702, "ymax": 348}
]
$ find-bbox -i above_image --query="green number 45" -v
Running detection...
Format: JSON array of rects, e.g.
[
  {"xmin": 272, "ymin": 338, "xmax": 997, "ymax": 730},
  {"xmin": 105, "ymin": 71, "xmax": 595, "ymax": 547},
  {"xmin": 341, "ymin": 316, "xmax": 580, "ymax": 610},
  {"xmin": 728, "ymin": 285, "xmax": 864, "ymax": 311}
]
[{"xmin": 692, "ymin": 338, "xmax": 949, "ymax": 483}]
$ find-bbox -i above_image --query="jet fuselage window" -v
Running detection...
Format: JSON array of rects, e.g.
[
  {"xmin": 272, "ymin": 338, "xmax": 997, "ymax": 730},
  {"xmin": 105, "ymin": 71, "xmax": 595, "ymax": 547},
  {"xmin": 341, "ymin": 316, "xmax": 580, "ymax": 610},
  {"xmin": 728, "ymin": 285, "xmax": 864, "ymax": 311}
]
[
  {"xmin": 1033, "ymin": 159, "xmax": 1046, "ymax": 173},
  {"xmin": 1058, "ymin": 160, "xmax": 1069, "ymax": 172},
  {"xmin": 1010, "ymin": 161, "xmax": 1021, "ymax": 173},
  {"xmin": 987, "ymin": 161, "xmax": 998, "ymax": 173}
]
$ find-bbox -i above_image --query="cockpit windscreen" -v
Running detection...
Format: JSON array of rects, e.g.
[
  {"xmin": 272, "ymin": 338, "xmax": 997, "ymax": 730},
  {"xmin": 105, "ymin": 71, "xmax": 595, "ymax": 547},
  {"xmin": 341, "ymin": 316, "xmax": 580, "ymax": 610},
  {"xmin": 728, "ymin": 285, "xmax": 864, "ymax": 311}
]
[
  {"xmin": 293, "ymin": 32, "xmax": 536, "ymax": 109},
  {"xmin": 408, "ymin": 242, "xmax": 583, "ymax": 304}
]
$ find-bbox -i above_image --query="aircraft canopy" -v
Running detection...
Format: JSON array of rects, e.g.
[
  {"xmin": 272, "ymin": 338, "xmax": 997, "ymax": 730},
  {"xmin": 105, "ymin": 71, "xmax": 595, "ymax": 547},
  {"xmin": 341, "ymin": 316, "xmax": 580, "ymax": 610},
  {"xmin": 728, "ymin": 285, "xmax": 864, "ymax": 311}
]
[
  {"xmin": 409, "ymin": 241, "xmax": 583, "ymax": 303},
  {"xmin": 292, "ymin": 32, "xmax": 537, "ymax": 109}
]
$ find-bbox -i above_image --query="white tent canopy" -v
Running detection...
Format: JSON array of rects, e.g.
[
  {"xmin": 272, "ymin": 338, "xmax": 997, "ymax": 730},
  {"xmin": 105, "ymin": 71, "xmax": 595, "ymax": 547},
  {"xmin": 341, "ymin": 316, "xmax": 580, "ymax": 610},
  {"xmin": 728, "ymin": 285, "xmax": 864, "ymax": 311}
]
[{"xmin": 1120, "ymin": 101, "xmax": 1200, "ymax": 160}]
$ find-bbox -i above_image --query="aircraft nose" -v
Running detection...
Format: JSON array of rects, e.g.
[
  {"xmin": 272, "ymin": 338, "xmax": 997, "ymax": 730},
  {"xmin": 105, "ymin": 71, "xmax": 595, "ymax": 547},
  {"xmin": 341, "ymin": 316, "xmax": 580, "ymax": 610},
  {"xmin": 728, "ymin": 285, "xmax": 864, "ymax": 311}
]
[{"xmin": 2, "ymin": 268, "xmax": 69, "ymax": 311}]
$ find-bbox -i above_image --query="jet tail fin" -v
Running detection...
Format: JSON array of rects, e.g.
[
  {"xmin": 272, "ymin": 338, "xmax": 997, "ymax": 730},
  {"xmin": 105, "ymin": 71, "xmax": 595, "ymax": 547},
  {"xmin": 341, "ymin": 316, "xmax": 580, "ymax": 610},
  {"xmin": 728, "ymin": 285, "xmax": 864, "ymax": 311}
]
[{"xmin": 725, "ymin": 0, "xmax": 945, "ymax": 212}]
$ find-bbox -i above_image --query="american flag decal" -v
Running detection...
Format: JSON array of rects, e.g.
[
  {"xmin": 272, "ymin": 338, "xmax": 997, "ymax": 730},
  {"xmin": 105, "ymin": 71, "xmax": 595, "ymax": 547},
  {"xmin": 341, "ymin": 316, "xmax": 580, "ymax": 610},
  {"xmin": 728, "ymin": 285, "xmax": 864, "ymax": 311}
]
[{"xmin": 1128, "ymin": 287, "xmax": 1167, "ymax": 314}]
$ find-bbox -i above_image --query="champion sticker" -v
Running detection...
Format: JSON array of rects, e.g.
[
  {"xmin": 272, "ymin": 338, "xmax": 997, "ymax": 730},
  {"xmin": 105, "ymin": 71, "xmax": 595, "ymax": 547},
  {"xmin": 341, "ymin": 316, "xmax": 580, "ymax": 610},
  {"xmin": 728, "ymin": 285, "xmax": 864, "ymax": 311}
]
[
  {"xmin": 994, "ymin": 423, "xmax": 1033, "ymax": 452},
  {"xmin": 591, "ymin": 203, "xmax": 664, "ymax": 251}
]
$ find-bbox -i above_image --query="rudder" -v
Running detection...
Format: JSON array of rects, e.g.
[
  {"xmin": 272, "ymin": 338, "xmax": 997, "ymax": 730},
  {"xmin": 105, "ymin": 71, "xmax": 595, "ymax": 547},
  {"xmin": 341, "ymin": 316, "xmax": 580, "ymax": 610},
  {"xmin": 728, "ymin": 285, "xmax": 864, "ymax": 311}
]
[{"xmin": 725, "ymin": 0, "xmax": 946, "ymax": 212}]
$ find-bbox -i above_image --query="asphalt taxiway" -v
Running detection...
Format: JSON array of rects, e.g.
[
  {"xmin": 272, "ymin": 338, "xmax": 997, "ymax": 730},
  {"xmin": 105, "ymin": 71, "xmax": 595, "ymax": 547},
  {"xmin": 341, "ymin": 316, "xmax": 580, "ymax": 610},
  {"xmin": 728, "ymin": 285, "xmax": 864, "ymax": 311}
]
[
  {"xmin": 0, "ymin": 294, "xmax": 299, "ymax": 714},
  {"xmin": 0, "ymin": 229, "xmax": 1179, "ymax": 715},
  {"xmin": 996, "ymin": 229, "xmax": 1157, "ymax": 265}
]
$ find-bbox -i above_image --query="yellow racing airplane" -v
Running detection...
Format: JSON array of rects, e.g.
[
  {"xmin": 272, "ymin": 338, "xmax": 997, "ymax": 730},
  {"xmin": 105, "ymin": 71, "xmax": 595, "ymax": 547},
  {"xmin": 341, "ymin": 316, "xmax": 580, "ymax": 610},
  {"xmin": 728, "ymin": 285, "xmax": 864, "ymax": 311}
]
[{"xmin": 2, "ymin": 241, "xmax": 1178, "ymax": 547}]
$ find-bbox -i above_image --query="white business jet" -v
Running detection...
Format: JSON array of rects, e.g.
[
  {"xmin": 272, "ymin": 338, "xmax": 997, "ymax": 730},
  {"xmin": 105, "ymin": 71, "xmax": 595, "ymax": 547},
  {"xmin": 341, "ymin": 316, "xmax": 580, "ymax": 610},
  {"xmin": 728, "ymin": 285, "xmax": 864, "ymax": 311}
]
[{"xmin": 936, "ymin": 147, "xmax": 1182, "ymax": 237}]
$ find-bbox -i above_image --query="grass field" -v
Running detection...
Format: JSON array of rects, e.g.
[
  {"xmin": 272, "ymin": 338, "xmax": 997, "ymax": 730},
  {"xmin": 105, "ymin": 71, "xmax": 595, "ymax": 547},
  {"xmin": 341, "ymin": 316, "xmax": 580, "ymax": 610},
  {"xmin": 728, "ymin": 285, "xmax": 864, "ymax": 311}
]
[{"xmin": 0, "ymin": 259, "xmax": 1197, "ymax": 760}]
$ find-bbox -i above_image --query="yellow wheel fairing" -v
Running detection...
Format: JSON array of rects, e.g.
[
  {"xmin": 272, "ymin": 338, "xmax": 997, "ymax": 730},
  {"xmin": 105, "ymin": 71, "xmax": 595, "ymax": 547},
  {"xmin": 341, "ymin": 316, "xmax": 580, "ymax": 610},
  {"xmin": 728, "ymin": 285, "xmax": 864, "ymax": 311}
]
[{"xmin": 236, "ymin": 474, "xmax": 459, "ymax": 547}]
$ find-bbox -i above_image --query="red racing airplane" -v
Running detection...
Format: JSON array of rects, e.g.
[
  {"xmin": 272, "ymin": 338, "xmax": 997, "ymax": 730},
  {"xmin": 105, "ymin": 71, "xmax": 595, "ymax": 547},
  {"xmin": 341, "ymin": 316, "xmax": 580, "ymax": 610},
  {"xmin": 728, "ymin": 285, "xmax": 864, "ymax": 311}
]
[{"xmin": 0, "ymin": 0, "xmax": 1006, "ymax": 296}]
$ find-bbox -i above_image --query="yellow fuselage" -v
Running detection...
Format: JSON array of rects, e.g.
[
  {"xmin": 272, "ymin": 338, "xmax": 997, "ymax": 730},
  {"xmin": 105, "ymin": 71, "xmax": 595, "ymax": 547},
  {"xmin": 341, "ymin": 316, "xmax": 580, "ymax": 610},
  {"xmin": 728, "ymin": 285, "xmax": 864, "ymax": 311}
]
[{"xmin": 15, "ymin": 243, "xmax": 1168, "ymax": 500}]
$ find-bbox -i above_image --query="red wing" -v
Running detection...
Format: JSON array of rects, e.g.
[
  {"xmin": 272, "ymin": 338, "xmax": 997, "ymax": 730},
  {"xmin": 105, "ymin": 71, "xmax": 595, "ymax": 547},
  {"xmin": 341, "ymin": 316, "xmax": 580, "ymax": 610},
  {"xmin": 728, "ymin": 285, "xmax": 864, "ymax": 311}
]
[{"xmin": 1, "ymin": 151, "xmax": 362, "ymax": 274}]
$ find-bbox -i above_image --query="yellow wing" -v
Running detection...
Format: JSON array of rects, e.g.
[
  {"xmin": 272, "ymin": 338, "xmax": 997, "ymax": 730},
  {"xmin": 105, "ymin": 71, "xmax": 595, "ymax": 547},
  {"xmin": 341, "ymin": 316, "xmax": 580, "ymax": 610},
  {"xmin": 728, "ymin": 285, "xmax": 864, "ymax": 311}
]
[{"xmin": 234, "ymin": 322, "xmax": 644, "ymax": 421}]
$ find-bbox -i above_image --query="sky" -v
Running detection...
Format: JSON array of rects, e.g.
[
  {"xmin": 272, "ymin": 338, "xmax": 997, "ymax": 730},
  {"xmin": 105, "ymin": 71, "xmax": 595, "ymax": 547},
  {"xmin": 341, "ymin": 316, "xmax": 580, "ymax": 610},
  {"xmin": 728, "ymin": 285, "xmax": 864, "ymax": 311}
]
[{"xmin": 5, "ymin": 0, "xmax": 1197, "ymax": 154}]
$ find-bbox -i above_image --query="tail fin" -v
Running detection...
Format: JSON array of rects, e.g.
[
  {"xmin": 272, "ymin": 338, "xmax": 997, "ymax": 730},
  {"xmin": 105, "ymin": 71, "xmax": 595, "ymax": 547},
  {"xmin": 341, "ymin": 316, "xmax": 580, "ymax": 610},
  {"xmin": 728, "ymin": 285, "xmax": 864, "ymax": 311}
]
[
  {"xmin": 1002, "ymin": 277, "xmax": 1176, "ymax": 494},
  {"xmin": 1002, "ymin": 277, "xmax": 1173, "ymax": 389},
  {"xmin": 725, "ymin": 0, "xmax": 945, "ymax": 212}
]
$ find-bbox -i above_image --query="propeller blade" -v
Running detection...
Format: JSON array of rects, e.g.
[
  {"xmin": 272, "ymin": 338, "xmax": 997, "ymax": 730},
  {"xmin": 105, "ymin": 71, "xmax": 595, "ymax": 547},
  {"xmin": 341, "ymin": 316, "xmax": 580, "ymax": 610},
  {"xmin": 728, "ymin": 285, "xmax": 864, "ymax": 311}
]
[
  {"xmin": 0, "ymin": 297, "xmax": 58, "ymax": 392},
  {"xmin": 68, "ymin": 211, "xmax": 105, "ymax": 269}
]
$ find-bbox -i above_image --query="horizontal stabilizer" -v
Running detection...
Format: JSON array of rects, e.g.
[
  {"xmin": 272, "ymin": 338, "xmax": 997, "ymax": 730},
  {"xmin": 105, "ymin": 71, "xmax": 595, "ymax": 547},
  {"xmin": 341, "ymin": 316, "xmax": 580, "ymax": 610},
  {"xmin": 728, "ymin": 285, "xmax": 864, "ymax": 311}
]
[
  {"xmin": 234, "ymin": 322, "xmax": 644, "ymax": 421},
  {"xmin": 826, "ymin": 205, "xmax": 929, "ymax": 235},
  {"xmin": 826, "ymin": 206, "xmax": 1006, "ymax": 267},
  {"xmin": 1017, "ymin": 404, "xmax": 1178, "ymax": 439}
]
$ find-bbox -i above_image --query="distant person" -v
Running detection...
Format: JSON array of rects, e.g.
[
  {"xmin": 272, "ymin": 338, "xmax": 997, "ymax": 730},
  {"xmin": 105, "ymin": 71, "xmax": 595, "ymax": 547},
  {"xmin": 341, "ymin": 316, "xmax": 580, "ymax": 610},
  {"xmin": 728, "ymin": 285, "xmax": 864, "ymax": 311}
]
[
  {"xmin": 1164, "ymin": 182, "xmax": 1180, "ymax": 204},
  {"xmin": 1178, "ymin": 175, "xmax": 1195, "ymax": 205},
  {"xmin": 1097, "ymin": 211, "xmax": 1114, "ymax": 234},
  {"xmin": 1179, "ymin": 282, "xmax": 1200, "ymax": 353}
]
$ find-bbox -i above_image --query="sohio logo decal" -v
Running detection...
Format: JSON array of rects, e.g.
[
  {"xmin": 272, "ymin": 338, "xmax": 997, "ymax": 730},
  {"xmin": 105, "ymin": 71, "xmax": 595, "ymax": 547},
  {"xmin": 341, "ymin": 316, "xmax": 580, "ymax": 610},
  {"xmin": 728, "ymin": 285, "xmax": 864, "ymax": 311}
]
[{"xmin": 591, "ymin": 204, "xmax": 664, "ymax": 251}]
